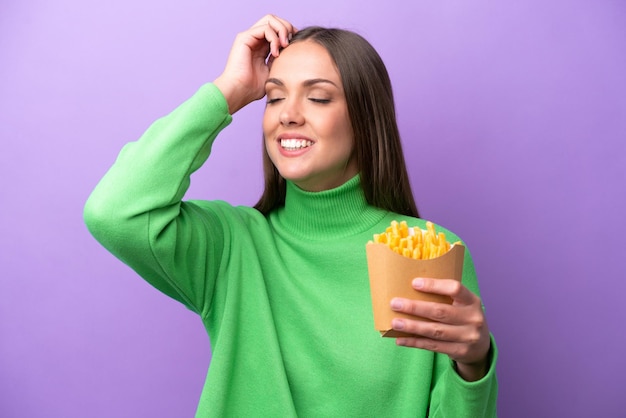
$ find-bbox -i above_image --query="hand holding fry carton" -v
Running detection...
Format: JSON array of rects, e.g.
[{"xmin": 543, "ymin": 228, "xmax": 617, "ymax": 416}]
[{"xmin": 366, "ymin": 221, "xmax": 465, "ymax": 337}]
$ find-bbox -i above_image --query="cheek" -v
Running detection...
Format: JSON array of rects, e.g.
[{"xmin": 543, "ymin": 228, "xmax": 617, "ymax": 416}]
[
  {"xmin": 262, "ymin": 106, "xmax": 282, "ymax": 144},
  {"xmin": 333, "ymin": 106, "xmax": 351, "ymax": 132},
  {"xmin": 262, "ymin": 133, "xmax": 274, "ymax": 160},
  {"xmin": 261, "ymin": 117, "xmax": 278, "ymax": 162},
  {"xmin": 262, "ymin": 111, "xmax": 271, "ymax": 135},
  {"xmin": 337, "ymin": 115, "xmax": 355, "ymax": 151}
]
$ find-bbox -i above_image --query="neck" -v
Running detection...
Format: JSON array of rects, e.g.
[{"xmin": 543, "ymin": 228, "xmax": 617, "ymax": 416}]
[{"xmin": 272, "ymin": 175, "xmax": 387, "ymax": 239}]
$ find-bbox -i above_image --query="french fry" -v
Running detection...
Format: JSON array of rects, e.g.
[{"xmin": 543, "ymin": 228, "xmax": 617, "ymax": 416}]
[{"xmin": 368, "ymin": 220, "xmax": 460, "ymax": 260}]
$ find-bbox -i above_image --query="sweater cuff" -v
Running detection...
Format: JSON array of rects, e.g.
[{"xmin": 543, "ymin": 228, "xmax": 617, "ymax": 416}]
[
  {"xmin": 449, "ymin": 333, "xmax": 498, "ymax": 388},
  {"xmin": 199, "ymin": 82, "xmax": 232, "ymax": 117}
]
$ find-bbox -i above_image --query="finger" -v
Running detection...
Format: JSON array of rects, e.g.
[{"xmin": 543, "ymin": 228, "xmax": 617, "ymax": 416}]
[
  {"xmin": 248, "ymin": 21, "xmax": 284, "ymax": 57},
  {"xmin": 263, "ymin": 26, "xmax": 282, "ymax": 57},
  {"xmin": 391, "ymin": 316, "xmax": 481, "ymax": 344},
  {"xmin": 252, "ymin": 15, "xmax": 295, "ymax": 51},
  {"xmin": 394, "ymin": 336, "xmax": 473, "ymax": 362},
  {"xmin": 395, "ymin": 326, "xmax": 491, "ymax": 366},
  {"xmin": 412, "ymin": 277, "xmax": 477, "ymax": 306},
  {"xmin": 391, "ymin": 317, "xmax": 456, "ymax": 341},
  {"xmin": 265, "ymin": 14, "xmax": 297, "ymax": 47},
  {"xmin": 391, "ymin": 298, "xmax": 459, "ymax": 324},
  {"xmin": 241, "ymin": 22, "xmax": 275, "ymax": 54}
]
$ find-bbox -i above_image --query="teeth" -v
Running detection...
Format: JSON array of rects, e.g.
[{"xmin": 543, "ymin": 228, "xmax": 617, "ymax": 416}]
[{"xmin": 280, "ymin": 139, "xmax": 313, "ymax": 150}]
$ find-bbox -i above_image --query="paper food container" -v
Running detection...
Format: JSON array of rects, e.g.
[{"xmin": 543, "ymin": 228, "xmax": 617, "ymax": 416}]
[{"xmin": 366, "ymin": 242, "xmax": 465, "ymax": 338}]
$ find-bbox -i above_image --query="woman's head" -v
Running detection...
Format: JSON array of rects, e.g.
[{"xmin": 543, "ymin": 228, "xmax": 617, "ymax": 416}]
[
  {"xmin": 262, "ymin": 39, "xmax": 358, "ymax": 193},
  {"xmin": 255, "ymin": 26, "xmax": 419, "ymax": 218}
]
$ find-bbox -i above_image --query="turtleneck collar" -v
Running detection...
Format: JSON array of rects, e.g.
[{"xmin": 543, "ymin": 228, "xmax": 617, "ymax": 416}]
[{"xmin": 271, "ymin": 175, "xmax": 388, "ymax": 240}]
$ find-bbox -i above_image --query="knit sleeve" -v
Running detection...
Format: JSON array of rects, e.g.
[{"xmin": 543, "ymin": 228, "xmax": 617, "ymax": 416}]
[
  {"xmin": 428, "ymin": 337, "xmax": 499, "ymax": 417},
  {"xmin": 428, "ymin": 244, "xmax": 499, "ymax": 417},
  {"xmin": 83, "ymin": 83, "xmax": 233, "ymax": 313}
]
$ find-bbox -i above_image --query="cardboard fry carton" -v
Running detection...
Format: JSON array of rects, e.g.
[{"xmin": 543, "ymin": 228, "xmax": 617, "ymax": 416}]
[{"xmin": 365, "ymin": 242, "xmax": 465, "ymax": 338}]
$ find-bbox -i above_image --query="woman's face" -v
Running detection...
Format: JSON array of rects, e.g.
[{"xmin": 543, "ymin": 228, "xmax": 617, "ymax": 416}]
[{"xmin": 262, "ymin": 40, "xmax": 358, "ymax": 192}]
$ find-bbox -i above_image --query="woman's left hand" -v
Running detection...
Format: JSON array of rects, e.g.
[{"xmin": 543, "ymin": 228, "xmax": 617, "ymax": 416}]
[{"xmin": 390, "ymin": 277, "xmax": 492, "ymax": 382}]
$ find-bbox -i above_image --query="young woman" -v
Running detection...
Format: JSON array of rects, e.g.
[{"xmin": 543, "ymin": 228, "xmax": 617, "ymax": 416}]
[{"xmin": 85, "ymin": 15, "xmax": 498, "ymax": 417}]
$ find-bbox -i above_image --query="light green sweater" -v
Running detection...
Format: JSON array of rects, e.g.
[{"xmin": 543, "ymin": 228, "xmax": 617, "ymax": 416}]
[{"xmin": 84, "ymin": 83, "xmax": 498, "ymax": 417}]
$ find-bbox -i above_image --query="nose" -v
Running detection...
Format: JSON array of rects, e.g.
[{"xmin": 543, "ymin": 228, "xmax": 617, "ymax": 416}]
[{"xmin": 279, "ymin": 99, "xmax": 304, "ymax": 126}]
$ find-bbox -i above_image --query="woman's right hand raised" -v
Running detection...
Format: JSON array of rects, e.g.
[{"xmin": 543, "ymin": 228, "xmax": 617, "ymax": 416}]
[{"xmin": 214, "ymin": 15, "xmax": 297, "ymax": 114}]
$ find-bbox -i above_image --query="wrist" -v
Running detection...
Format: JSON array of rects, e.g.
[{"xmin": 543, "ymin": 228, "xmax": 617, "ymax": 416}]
[
  {"xmin": 454, "ymin": 358, "xmax": 488, "ymax": 382},
  {"xmin": 453, "ymin": 341, "xmax": 493, "ymax": 382},
  {"xmin": 213, "ymin": 76, "xmax": 248, "ymax": 114}
]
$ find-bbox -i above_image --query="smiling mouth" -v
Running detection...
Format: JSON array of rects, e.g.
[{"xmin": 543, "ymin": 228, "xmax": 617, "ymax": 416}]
[{"xmin": 280, "ymin": 139, "xmax": 313, "ymax": 151}]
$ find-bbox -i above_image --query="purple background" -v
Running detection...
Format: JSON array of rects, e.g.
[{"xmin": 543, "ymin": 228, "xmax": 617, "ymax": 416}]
[{"xmin": 1, "ymin": 1, "xmax": 625, "ymax": 417}]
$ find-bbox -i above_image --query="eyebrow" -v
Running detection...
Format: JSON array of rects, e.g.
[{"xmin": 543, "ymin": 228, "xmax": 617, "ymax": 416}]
[{"xmin": 265, "ymin": 78, "xmax": 338, "ymax": 88}]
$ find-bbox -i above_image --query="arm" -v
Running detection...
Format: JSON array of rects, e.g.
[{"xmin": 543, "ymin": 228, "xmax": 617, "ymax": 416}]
[
  {"xmin": 83, "ymin": 84, "xmax": 233, "ymax": 311},
  {"xmin": 389, "ymin": 245, "xmax": 499, "ymax": 416},
  {"xmin": 84, "ymin": 15, "xmax": 298, "ymax": 311},
  {"xmin": 428, "ymin": 338, "xmax": 498, "ymax": 417}
]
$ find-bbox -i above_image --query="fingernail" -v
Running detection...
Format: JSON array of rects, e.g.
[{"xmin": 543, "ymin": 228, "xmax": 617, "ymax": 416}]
[
  {"xmin": 390, "ymin": 299, "xmax": 403, "ymax": 310},
  {"xmin": 392, "ymin": 318, "xmax": 405, "ymax": 330},
  {"xmin": 413, "ymin": 278, "xmax": 424, "ymax": 289}
]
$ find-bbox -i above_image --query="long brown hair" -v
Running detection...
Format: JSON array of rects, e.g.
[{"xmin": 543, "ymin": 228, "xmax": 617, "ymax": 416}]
[{"xmin": 254, "ymin": 27, "xmax": 419, "ymax": 218}]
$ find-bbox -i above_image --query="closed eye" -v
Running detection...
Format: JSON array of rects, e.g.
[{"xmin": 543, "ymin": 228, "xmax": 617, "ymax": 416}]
[
  {"xmin": 266, "ymin": 97, "xmax": 284, "ymax": 105},
  {"xmin": 309, "ymin": 98, "xmax": 331, "ymax": 104}
]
